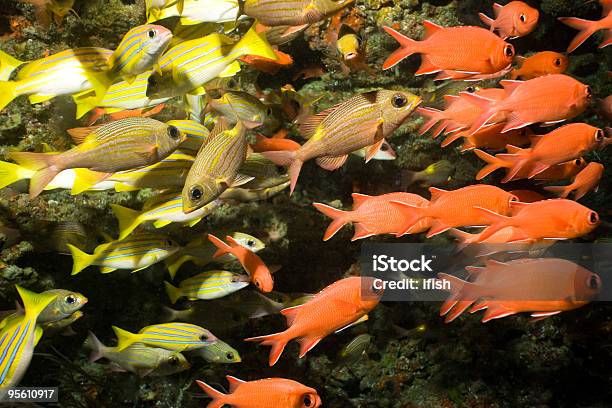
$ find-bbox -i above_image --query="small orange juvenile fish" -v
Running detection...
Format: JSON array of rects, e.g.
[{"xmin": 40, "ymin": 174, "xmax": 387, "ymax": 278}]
[
  {"xmin": 391, "ymin": 185, "xmax": 518, "ymax": 238},
  {"xmin": 251, "ymin": 133, "xmax": 301, "ymax": 153},
  {"xmin": 382, "ymin": 21, "xmax": 514, "ymax": 79},
  {"xmin": 559, "ymin": 1, "xmax": 612, "ymax": 53},
  {"xmin": 208, "ymin": 234, "xmax": 274, "ymax": 293},
  {"xmin": 544, "ymin": 162, "xmax": 604, "ymax": 200},
  {"xmin": 462, "ymin": 75, "xmax": 592, "ymax": 134},
  {"xmin": 313, "ymin": 192, "xmax": 430, "ymax": 241},
  {"xmin": 509, "ymin": 51, "xmax": 568, "ymax": 80},
  {"xmin": 474, "ymin": 199, "xmax": 600, "ymax": 242},
  {"xmin": 418, "ymin": 89, "xmax": 507, "ymax": 138},
  {"xmin": 245, "ymin": 276, "xmax": 381, "ymax": 366},
  {"xmin": 439, "ymin": 258, "xmax": 601, "ymax": 323},
  {"xmin": 197, "ymin": 376, "xmax": 322, "ymax": 408},
  {"xmin": 240, "ymin": 50, "xmax": 294, "ymax": 74},
  {"xmin": 479, "ymin": 123, "xmax": 603, "ymax": 182},
  {"xmin": 479, "ymin": 1, "xmax": 539, "ymax": 39}
]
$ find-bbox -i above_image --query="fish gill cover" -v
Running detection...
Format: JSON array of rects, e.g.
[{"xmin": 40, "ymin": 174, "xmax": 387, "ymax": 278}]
[{"xmin": 0, "ymin": 0, "xmax": 610, "ymax": 407}]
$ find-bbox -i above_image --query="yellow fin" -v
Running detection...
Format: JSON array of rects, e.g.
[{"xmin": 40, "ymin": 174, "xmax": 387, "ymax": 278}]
[
  {"xmin": 0, "ymin": 80, "xmax": 18, "ymax": 110},
  {"xmin": 110, "ymin": 204, "xmax": 142, "ymax": 240},
  {"xmin": 34, "ymin": 325, "xmax": 43, "ymax": 346},
  {"xmin": 71, "ymin": 170, "xmax": 111, "ymax": 195},
  {"xmin": 234, "ymin": 25, "xmax": 278, "ymax": 61},
  {"xmin": 112, "ymin": 326, "xmax": 138, "ymax": 351},
  {"xmin": 164, "ymin": 281, "xmax": 183, "ymax": 304},
  {"xmin": 218, "ymin": 61, "xmax": 241, "ymax": 78},
  {"xmin": 67, "ymin": 243, "xmax": 95, "ymax": 275},
  {"xmin": 0, "ymin": 160, "xmax": 31, "ymax": 189},
  {"xmin": 15, "ymin": 286, "xmax": 58, "ymax": 319},
  {"xmin": 114, "ymin": 183, "xmax": 140, "ymax": 192},
  {"xmin": 153, "ymin": 219, "xmax": 172, "ymax": 228},
  {"xmin": 0, "ymin": 50, "xmax": 24, "ymax": 81}
]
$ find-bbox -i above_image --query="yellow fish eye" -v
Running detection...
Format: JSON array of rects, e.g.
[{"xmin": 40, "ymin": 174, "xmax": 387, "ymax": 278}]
[{"xmin": 189, "ymin": 185, "xmax": 203, "ymax": 201}]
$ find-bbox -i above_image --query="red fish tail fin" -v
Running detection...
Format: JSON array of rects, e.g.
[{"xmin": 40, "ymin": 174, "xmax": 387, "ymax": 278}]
[
  {"xmin": 388, "ymin": 201, "xmax": 428, "ymax": 236},
  {"xmin": 196, "ymin": 380, "xmax": 227, "ymax": 408},
  {"xmin": 312, "ymin": 202, "xmax": 351, "ymax": 241},
  {"xmin": 473, "ymin": 149, "xmax": 508, "ymax": 180},
  {"xmin": 437, "ymin": 273, "xmax": 476, "ymax": 323},
  {"xmin": 416, "ymin": 107, "xmax": 443, "ymax": 137},
  {"xmin": 448, "ymin": 228, "xmax": 477, "ymax": 252},
  {"xmin": 496, "ymin": 149, "xmax": 530, "ymax": 182},
  {"xmin": 478, "ymin": 12, "xmax": 495, "ymax": 29},
  {"xmin": 207, "ymin": 234, "xmax": 233, "ymax": 259},
  {"xmin": 223, "ymin": 235, "xmax": 255, "ymax": 267},
  {"xmin": 244, "ymin": 331, "xmax": 289, "ymax": 366},
  {"xmin": 261, "ymin": 150, "xmax": 301, "ymax": 194},
  {"xmin": 600, "ymin": 30, "xmax": 612, "ymax": 48},
  {"xmin": 558, "ymin": 17, "xmax": 597, "ymax": 52},
  {"xmin": 472, "ymin": 207, "xmax": 513, "ymax": 242},
  {"xmin": 382, "ymin": 26, "xmax": 420, "ymax": 69},
  {"xmin": 458, "ymin": 92, "xmax": 498, "ymax": 135},
  {"xmin": 8, "ymin": 152, "xmax": 59, "ymax": 198},
  {"xmin": 543, "ymin": 184, "xmax": 570, "ymax": 198}
]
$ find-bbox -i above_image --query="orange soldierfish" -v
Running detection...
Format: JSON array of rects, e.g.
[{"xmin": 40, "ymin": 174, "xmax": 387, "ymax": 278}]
[
  {"xmin": 208, "ymin": 234, "xmax": 274, "ymax": 293},
  {"xmin": 390, "ymin": 185, "xmax": 518, "ymax": 238},
  {"xmin": 481, "ymin": 123, "xmax": 603, "ymax": 182},
  {"xmin": 262, "ymin": 90, "xmax": 420, "ymax": 194},
  {"xmin": 441, "ymin": 122, "xmax": 532, "ymax": 152},
  {"xmin": 439, "ymin": 258, "xmax": 601, "ymax": 323},
  {"xmin": 544, "ymin": 162, "xmax": 604, "ymax": 200},
  {"xmin": 449, "ymin": 227, "xmax": 553, "ymax": 258},
  {"xmin": 313, "ymin": 192, "xmax": 430, "ymax": 241},
  {"xmin": 474, "ymin": 199, "xmax": 600, "ymax": 242},
  {"xmin": 462, "ymin": 75, "xmax": 592, "ymax": 134},
  {"xmin": 245, "ymin": 276, "xmax": 381, "ymax": 366},
  {"xmin": 418, "ymin": 88, "xmax": 507, "ymax": 138},
  {"xmin": 475, "ymin": 150, "xmax": 588, "ymax": 181},
  {"xmin": 382, "ymin": 21, "xmax": 514, "ymax": 78},
  {"xmin": 479, "ymin": 1, "xmax": 539, "ymax": 39},
  {"xmin": 558, "ymin": 2, "xmax": 612, "ymax": 53},
  {"xmin": 197, "ymin": 376, "xmax": 322, "ymax": 408},
  {"xmin": 509, "ymin": 51, "xmax": 568, "ymax": 80},
  {"xmin": 251, "ymin": 133, "xmax": 301, "ymax": 153}
]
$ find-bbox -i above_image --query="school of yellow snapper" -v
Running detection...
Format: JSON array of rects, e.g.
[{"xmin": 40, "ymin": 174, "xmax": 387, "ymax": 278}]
[{"xmin": 0, "ymin": 0, "xmax": 610, "ymax": 406}]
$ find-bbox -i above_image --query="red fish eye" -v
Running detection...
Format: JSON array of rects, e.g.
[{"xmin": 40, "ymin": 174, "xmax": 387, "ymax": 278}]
[
  {"xmin": 574, "ymin": 158, "xmax": 583, "ymax": 166},
  {"xmin": 587, "ymin": 274, "xmax": 601, "ymax": 290},
  {"xmin": 586, "ymin": 86, "xmax": 592, "ymax": 98},
  {"xmin": 596, "ymin": 129, "xmax": 604, "ymax": 141},
  {"xmin": 588, "ymin": 211, "xmax": 599, "ymax": 224},
  {"xmin": 466, "ymin": 86, "xmax": 476, "ymax": 93},
  {"xmin": 504, "ymin": 44, "xmax": 514, "ymax": 57},
  {"xmin": 554, "ymin": 58, "xmax": 561, "ymax": 67},
  {"xmin": 255, "ymin": 280, "xmax": 261, "ymax": 288},
  {"xmin": 303, "ymin": 394, "xmax": 313, "ymax": 407}
]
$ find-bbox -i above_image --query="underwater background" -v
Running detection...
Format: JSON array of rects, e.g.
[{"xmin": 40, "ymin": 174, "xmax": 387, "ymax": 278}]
[{"xmin": 0, "ymin": 0, "xmax": 611, "ymax": 407}]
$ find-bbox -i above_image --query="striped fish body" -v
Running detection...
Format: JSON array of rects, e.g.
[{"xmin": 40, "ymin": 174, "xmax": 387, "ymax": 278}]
[
  {"xmin": 183, "ymin": 93, "xmax": 206, "ymax": 123},
  {"xmin": 109, "ymin": 25, "xmax": 173, "ymax": 83},
  {"xmin": 208, "ymin": 91, "xmax": 280, "ymax": 132},
  {"xmin": 110, "ymin": 149, "xmax": 194, "ymax": 191},
  {"xmin": 243, "ymin": 0, "xmax": 354, "ymax": 26},
  {"xmin": 146, "ymin": 26, "xmax": 276, "ymax": 99},
  {"xmin": 68, "ymin": 232, "xmax": 180, "ymax": 274},
  {"xmin": 182, "ymin": 120, "xmax": 248, "ymax": 213},
  {"xmin": 147, "ymin": 0, "xmax": 239, "ymax": 24},
  {"xmin": 299, "ymin": 90, "xmax": 421, "ymax": 161},
  {"xmin": 169, "ymin": 23, "xmax": 218, "ymax": 48},
  {"xmin": 165, "ymin": 270, "xmax": 250, "ymax": 303},
  {"xmin": 113, "ymin": 323, "xmax": 217, "ymax": 352},
  {"xmin": 195, "ymin": 339, "xmax": 241, "ymax": 363},
  {"xmin": 74, "ymin": 72, "xmax": 170, "ymax": 119},
  {"xmin": 0, "ymin": 48, "xmax": 113, "ymax": 111},
  {"xmin": 36, "ymin": 289, "xmax": 87, "ymax": 323},
  {"xmin": 167, "ymin": 119, "xmax": 210, "ymax": 151},
  {"xmin": 0, "ymin": 287, "xmax": 58, "ymax": 400},
  {"xmin": 112, "ymin": 193, "xmax": 222, "ymax": 240},
  {"xmin": 220, "ymin": 180, "xmax": 290, "ymax": 202}
]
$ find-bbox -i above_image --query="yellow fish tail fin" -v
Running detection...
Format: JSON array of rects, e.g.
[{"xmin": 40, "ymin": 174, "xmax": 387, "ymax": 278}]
[
  {"xmin": 110, "ymin": 204, "xmax": 142, "ymax": 240},
  {"xmin": 0, "ymin": 80, "xmax": 18, "ymax": 111},
  {"xmin": 73, "ymin": 94, "xmax": 100, "ymax": 121},
  {"xmin": 164, "ymin": 281, "xmax": 183, "ymax": 304},
  {"xmin": 67, "ymin": 243, "xmax": 95, "ymax": 275},
  {"xmin": 8, "ymin": 152, "xmax": 59, "ymax": 198},
  {"xmin": 234, "ymin": 25, "xmax": 277, "ymax": 61},
  {"xmin": 165, "ymin": 254, "xmax": 192, "ymax": 280},
  {"xmin": 0, "ymin": 160, "xmax": 30, "ymax": 189},
  {"xmin": 0, "ymin": 50, "xmax": 24, "ymax": 81},
  {"xmin": 112, "ymin": 325, "xmax": 138, "ymax": 351},
  {"xmin": 15, "ymin": 286, "xmax": 58, "ymax": 319}
]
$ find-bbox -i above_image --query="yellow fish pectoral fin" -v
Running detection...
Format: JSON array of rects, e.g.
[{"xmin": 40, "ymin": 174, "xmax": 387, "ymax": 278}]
[
  {"xmin": 230, "ymin": 173, "xmax": 255, "ymax": 187},
  {"xmin": 100, "ymin": 266, "xmax": 117, "ymax": 274},
  {"xmin": 34, "ymin": 325, "xmax": 44, "ymax": 345},
  {"xmin": 218, "ymin": 61, "xmax": 241, "ymax": 78},
  {"xmin": 28, "ymin": 93, "xmax": 55, "ymax": 104},
  {"xmin": 153, "ymin": 219, "xmax": 173, "ymax": 228}
]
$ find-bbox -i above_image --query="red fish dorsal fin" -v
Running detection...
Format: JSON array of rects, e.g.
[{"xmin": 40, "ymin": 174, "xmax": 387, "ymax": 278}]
[
  {"xmin": 428, "ymin": 187, "xmax": 448, "ymax": 202},
  {"xmin": 280, "ymin": 304, "xmax": 304, "ymax": 326},
  {"xmin": 505, "ymin": 144, "xmax": 523, "ymax": 154},
  {"xmin": 351, "ymin": 193, "xmax": 371, "ymax": 209},
  {"xmin": 465, "ymin": 265, "xmax": 486, "ymax": 280},
  {"xmin": 499, "ymin": 80, "xmax": 523, "ymax": 96},
  {"xmin": 422, "ymin": 20, "xmax": 443, "ymax": 39},
  {"xmin": 483, "ymin": 259, "xmax": 508, "ymax": 269},
  {"xmin": 493, "ymin": 3, "xmax": 504, "ymax": 17},
  {"xmin": 226, "ymin": 376, "xmax": 245, "ymax": 392}
]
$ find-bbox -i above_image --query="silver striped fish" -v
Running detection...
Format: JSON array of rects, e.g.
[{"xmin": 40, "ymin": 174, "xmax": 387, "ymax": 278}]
[
  {"xmin": 194, "ymin": 339, "xmax": 241, "ymax": 363},
  {"xmin": 113, "ymin": 322, "xmax": 217, "ymax": 351},
  {"xmin": 263, "ymin": 90, "xmax": 421, "ymax": 193},
  {"xmin": 164, "ymin": 270, "xmax": 250, "ymax": 303},
  {"xmin": 182, "ymin": 120, "xmax": 251, "ymax": 213},
  {"xmin": 9, "ymin": 118, "xmax": 185, "ymax": 198},
  {"xmin": 242, "ymin": 0, "xmax": 354, "ymax": 27},
  {"xmin": 207, "ymin": 90, "xmax": 282, "ymax": 134}
]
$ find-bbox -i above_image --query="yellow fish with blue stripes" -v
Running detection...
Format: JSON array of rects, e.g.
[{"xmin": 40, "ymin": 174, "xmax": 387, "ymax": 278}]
[
  {"xmin": 164, "ymin": 231, "xmax": 265, "ymax": 279},
  {"xmin": 0, "ymin": 286, "xmax": 58, "ymax": 400},
  {"xmin": 108, "ymin": 24, "xmax": 173, "ymax": 84},
  {"xmin": 164, "ymin": 270, "xmax": 251, "ymax": 303},
  {"xmin": 147, "ymin": 0, "xmax": 239, "ymax": 25},
  {"xmin": 146, "ymin": 25, "xmax": 277, "ymax": 99},
  {"xmin": 0, "ymin": 47, "xmax": 113, "ymax": 112},
  {"xmin": 110, "ymin": 192, "xmax": 223, "ymax": 240},
  {"xmin": 67, "ymin": 231, "xmax": 180, "ymax": 275},
  {"xmin": 112, "ymin": 322, "xmax": 217, "ymax": 352}
]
